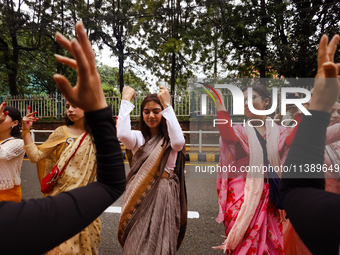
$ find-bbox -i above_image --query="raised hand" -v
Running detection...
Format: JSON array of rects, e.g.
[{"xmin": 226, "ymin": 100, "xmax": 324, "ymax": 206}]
[
  {"xmin": 212, "ymin": 88, "xmax": 226, "ymax": 111},
  {"xmin": 310, "ymin": 34, "xmax": 340, "ymax": 113},
  {"xmin": 122, "ymin": 86, "xmax": 136, "ymax": 101},
  {"xmin": 53, "ymin": 21, "xmax": 107, "ymax": 112},
  {"xmin": 0, "ymin": 102, "xmax": 9, "ymax": 125},
  {"xmin": 22, "ymin": 106, "xmax": 38, "ymax": 130},
  {"xmin": 316, "ymin": 34, "xmax": 340, "ymax": 79},
  {"xmin": 157, "ymin": 86, "xmax": 171, "ymax": 109}
]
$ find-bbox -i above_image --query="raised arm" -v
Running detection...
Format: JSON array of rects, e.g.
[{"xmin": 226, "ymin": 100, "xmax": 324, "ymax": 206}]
[
  {"xmin": 23, "ymin": 127, "xmax": 63, "ymax": 163},
  {"xmin": 0, "ymin": 21, "xmax": 126, "ymax": 255},
  {"xmin": 281, "ymin": 34, "xmax": 340, "ymax": 255},
  {"xmin": 20, "ymin": 106, "xmax": 57, "ymax": 163},
  {"xmin": 204, "ymin": 88, "xmax": 239, "ymax": 144},
  {"xmin": 217, "ymin": 110, "xmax": 239, "ymax": 144},
  {"xmin": 117, "ymin": 86, "xmax": 143, "ymax": 150},
  {"xmin": 158, "ymin": 86, "xmax": 185, "ymax": 151}
]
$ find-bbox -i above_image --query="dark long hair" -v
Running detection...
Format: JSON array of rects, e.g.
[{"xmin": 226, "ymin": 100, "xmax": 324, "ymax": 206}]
[
  {"xmin": 242, "ymin": 84, "xmax": 272, "ymax": 110},
  {"xmin": 4, "ymin": 106, "xmax": 22, "ymax": 138},
  {"xmin": 139, "ymin": 94, "xmax": 169, "ymax": 145}
]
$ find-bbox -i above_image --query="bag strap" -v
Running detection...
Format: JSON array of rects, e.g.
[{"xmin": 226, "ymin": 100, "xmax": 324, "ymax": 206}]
[
  {"xmin": 59, "ymin": 132, "xmax": 87, "ymax": 175},
  {"xmin": 254, "ymin": 128, "xmax": 279, "ymax": 179}
]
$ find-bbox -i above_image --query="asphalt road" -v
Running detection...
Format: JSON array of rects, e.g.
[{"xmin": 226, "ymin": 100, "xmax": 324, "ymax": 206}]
[{"xmin": 21, "ymin": 159, "xmax": 225, "ymax": 255}]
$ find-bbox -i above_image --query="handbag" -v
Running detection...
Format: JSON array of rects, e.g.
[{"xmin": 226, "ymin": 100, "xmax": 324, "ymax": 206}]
[
  {"xmin": 254, "ymin": 128, "xmax": 284, "ymax": 209},
  {"xmin": 41, "ymin": 132, "xmax": 87, "ymax": 194}
]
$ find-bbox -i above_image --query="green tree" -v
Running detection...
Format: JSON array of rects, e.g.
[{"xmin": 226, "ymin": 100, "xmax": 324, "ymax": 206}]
[
  {"xmin": 133, "ymin": 0, "xmax": 199, "ymax": 104},
  {"xmin": 90, "ymin": 0, "xmax": 136, "ymax": 94},
  {"xmin": 98, "ymin": 64, "xmax": 150, "ymax": 94},
  {"xmin": 0, "ymin": 0, "xmax": 37, "ymax": 95},
  {"xmin": 272, "ymin": 0, "xmax": 340, "ymax": 81}
]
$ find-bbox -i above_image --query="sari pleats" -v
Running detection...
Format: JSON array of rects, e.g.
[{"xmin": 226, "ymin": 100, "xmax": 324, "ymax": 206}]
[{"xmin": 123, "ymin": 173, "xmax": 180, "ymax": 255}]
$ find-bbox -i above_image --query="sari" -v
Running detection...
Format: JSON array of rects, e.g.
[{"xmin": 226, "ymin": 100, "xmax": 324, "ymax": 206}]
[
  {"xmin": 0, "ymin": 185, "xmax": 22, "ymax": 202},
  {"xmin": 24, "ymin": 126, "xmax": 101, "ymax": 255},
  {"xmin": 216, "ymin": 122, "xmax": 292, "ymax": 254},
  {"xmin": 118, "ymin": 134, "xmax": 187, "ymax": 255}
]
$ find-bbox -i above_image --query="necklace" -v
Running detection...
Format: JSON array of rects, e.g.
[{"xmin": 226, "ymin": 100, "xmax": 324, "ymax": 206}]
[{"xmin": 68, "ymin": 126, "xmax": 85, "ymax": 135}]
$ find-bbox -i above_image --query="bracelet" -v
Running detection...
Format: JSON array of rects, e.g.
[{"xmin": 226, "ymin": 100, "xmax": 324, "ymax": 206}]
[{"xmin": 21, "ymin": 129, "xmax": 31, "ymax": 138}]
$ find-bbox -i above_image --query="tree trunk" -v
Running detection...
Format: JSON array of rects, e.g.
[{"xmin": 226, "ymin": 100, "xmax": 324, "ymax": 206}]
[
  {"xmin": 8, "ymin": 71, "xmax": 18, "ymax": 96},
  {"xmin": 8, "ymin": 35, "xmax": 20, "ymax": 96},
  {"xmin": 170, "ymin": 52, "xmax": 176, "ymax": 106},
  {"xmin": 259, "ymin": 0, "xmax": 267, "ymax": 79},
  {"xmin": 118, "ymin": 41, "xmax": 125, "ymax": 94}
]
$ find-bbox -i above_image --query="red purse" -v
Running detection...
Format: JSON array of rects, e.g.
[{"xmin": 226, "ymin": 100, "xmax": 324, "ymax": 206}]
[{"xmin": 41, "ymin": 132, "xmax": 87, "ymax": 194}]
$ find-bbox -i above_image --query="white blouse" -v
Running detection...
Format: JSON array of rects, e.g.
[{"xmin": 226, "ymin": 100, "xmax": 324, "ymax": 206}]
[
  {"xmin": 0, "ymin": 138, "xmax": 25, "ymax": 190},
  {"xmin": 117, "ymin": 100, "xmax": 185, "ymax": 173}
]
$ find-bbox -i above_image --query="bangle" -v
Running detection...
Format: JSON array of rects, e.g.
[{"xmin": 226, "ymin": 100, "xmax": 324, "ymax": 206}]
[{"xmin": 21, "ymin": 129, "xmax": 31, "ymax": 138}]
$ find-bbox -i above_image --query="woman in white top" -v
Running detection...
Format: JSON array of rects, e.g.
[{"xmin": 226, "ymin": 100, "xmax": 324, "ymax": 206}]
[
  {"xmin": 117, "ymin": 86, "xmax": 187, "ymax": 255},
  {"xmin": 0, "ymin": 103, "xmax": 25, "ymax": 202}
]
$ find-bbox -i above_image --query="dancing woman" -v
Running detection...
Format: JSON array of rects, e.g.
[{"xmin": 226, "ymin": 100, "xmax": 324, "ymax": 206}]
[
  {"xmin": 22, "ymin": 101, "xmax": 101, "ymax": 255},
  {"xmin": 0, "ymin": 104, "xmax": 25, "ymax": 202},
  {"xmin": 117, "ymin": 86, "xmax": 187, "ymax": 255},
  {"xmin": 212, "ymin": 84, "xmax": 301, "ymax": 254}
]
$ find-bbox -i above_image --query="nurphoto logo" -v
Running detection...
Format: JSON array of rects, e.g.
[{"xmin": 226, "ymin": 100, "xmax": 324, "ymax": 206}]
[{"xmin": 197, "ymin": 82, "xmax": 312, "ymax": 128}]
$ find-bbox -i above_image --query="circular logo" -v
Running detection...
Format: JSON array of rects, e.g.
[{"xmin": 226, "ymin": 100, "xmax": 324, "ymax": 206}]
[{"xmin": 66, "ymin": 137, "xmax": 74, "ymax": 144}]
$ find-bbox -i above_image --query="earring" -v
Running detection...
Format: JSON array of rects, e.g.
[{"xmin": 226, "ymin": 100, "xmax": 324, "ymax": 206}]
[{"xmin": 12, "ymin": 126, "xmax": 14, "ymax": 129}]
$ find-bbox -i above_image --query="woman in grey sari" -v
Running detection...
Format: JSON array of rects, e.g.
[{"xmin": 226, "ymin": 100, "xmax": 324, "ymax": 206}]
[{"xmin": 117, "ymin": 86, "xmax": 187, "ymax": 255}]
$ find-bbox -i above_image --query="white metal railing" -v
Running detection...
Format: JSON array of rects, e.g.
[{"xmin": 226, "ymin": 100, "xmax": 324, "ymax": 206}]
[
  {"xmin": 29, "ymin": 130, "xmax": 220, "ymax": 153},
  {"xmin": 1, "ymin": 94, "xmax": 58, "ymax": 118},
  {"xmin": 1, "ymin": 84, "xmax": 312, "ymax": 118},
  {"xmin": 183, "ymin": 131, "xmax": 220, "ymax": 153},
  {"xmin": 1, "ymin": 93, "xmax": 192, "ymax": 118},
  {"xmin": 29, "ymin": 130, "xmax": 55, "ymax": 144}
]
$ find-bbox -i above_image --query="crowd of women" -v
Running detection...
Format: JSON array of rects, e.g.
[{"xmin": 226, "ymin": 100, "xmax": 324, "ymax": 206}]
[{"xmin": 1, "ymin": 20, "xmax": 340, "ymax": 255}]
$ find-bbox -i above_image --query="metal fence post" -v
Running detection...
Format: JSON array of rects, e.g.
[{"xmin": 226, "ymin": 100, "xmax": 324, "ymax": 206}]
[
  {"xmin": 199, "ymin": 130, "xmax": 202, "ymax": 153},
  {"xmin": 191, "ymin": 91, "xmax": 195, "ymax": 117},
  {"xmin": 31, "ymin": 130, "xmax": 35, "ymax": 143},
  {"xmin": 57, "ymin": 93, "xmax": 61, "ymax": 120}
]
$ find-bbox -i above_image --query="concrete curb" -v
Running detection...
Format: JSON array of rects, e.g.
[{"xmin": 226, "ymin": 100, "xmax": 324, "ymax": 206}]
[
  {"xmin": 24, "ymin": 152, "xmax": 220, "ymax": 163},
  {"xmin": 122, "ymin": 151, "xmax": 220, "ymax": 162},
  {"xmin": 188, "ymin": 153, "xmax": 220, "ymax": 162}
]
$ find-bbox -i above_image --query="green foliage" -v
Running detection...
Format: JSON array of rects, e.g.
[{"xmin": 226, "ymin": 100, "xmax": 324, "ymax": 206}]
[
  {"xmin": 98, "ymin": 64, "xmax": 150, "ymax": 93},
  {"xmin": 1, "ymin": 0, "xmax": 340, "ymax": 98}
]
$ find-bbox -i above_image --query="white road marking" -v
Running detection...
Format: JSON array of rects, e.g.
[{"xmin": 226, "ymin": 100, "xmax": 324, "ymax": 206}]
[
  {"xmin": 105, "ymin": 206, "xmax": 200, "ymax": 219},
  {"xmin": 105, "ymin": 206, "xmax": 122, "ymax": 213}
]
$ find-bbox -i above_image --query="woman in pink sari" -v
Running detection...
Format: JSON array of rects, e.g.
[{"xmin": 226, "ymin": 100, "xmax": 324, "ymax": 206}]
[{"xmin": 212, "ymin": 84, "xmax": 300, "ymax": 254}]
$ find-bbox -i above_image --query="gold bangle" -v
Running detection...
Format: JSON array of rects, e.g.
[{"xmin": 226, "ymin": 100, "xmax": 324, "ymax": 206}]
[{"xmin": 21, "ymin": 129, "xmax": 31, "ymax": 138}]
